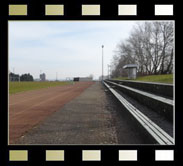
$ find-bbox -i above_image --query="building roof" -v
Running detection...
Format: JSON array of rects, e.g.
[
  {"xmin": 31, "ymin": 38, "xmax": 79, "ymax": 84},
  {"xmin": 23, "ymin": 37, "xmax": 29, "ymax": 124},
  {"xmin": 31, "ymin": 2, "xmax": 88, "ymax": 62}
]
[{"xmin": 123, "ymin": 64, "xmax": 138, "ymax": 69}]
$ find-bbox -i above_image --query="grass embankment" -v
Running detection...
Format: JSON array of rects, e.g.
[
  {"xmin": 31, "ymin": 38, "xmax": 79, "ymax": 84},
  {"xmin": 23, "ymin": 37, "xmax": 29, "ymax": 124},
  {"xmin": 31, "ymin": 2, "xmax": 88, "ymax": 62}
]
[
  {"xmin": 115, "ymin": 74, "xmax": 173, "ymax": 84},
  {"xmin": 9, "ymin": 81, "xmax": 72, "ymax": 94}
]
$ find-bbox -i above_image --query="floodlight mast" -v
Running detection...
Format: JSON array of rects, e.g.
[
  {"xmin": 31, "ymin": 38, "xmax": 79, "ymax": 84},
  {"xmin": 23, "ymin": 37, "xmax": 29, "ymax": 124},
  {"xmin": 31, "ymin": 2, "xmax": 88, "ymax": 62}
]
[
  {"xmin": 102, "ymin": 45, "xmax": 104, "ymax": 81},
  {"xmin": 108, "ymin": 64, "xmax": 110, "ymax": 79}
]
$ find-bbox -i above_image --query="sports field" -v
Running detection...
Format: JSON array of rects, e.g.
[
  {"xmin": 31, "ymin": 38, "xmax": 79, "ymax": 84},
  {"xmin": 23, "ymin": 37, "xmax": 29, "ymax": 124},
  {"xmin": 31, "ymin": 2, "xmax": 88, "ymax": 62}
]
[{"xmin": 9, "ymin": 81, "xmax": 73, "ymax": 94}]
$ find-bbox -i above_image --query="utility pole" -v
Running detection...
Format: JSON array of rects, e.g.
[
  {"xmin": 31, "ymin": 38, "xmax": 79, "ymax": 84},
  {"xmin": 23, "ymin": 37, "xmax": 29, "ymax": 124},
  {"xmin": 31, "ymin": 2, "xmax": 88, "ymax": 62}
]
[
  {"xmin": 102, "ymin": 45, "xmax": 104, "ymax": 81},
  {"xmin": 108, "ymin": 65, "xmax": 111, "ymax": 79},
  {"xmin": 108, "ymin": 65, "xmax": 109, "ymax": 79}
]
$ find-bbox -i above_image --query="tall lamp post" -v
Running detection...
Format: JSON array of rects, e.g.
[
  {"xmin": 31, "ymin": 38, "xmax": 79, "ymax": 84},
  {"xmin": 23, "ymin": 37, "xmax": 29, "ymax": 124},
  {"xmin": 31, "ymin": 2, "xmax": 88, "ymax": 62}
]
[
  {"xmin": 108, "ymin": 64, "xmax": 110, "ymax": 79},
  {"xmin": 108, "ymin": 65, "xmax": 111, "ymax": 79},
  {"xmin": 102, "ymin": 45, "xmax": 104, "ymax": 81}
]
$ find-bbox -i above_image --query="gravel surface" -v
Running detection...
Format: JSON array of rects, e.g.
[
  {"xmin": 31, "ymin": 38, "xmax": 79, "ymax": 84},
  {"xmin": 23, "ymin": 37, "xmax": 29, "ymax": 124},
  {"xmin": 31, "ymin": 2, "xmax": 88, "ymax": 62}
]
[{"xmin": 17, "ymin": 82, "xmax": 153, "ymax": 145}]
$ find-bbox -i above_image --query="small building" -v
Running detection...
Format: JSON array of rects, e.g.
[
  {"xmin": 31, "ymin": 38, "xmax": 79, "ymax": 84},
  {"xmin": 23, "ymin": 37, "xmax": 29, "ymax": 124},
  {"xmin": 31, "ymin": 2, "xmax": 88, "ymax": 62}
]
[
  {"xmin": 73, "ymin": 77, "xmax": 93, "ymax": 82},
  {"xmin": 123, "ymin": 64, "xmax": 138, "ymax": 79},
  {"xmin": 40, "ymin": 73, "xmax": 46, "ymax": 81},
  {"xmin": 73, "ymin": 77, "xmax": 79, "ymax": 81}
]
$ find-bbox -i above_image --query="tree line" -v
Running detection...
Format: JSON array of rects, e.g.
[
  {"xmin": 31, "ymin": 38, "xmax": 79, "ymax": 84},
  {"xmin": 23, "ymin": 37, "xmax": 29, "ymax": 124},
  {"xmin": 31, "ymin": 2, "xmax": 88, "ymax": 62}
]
[
  {"xmin": 111, "ymin": 21, "xmax": 174, "ymax": 78},
  {"xmin": 9, "ymin": 72, "xmax": 34, "ymax": 81}
]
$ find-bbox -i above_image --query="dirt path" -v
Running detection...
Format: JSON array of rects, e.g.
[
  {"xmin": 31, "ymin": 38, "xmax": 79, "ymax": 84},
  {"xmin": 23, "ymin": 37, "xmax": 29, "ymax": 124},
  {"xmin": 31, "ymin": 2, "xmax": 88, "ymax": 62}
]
[{"xmin": 9, "ymin": 82, "xmax": 94, "ymax": 144}]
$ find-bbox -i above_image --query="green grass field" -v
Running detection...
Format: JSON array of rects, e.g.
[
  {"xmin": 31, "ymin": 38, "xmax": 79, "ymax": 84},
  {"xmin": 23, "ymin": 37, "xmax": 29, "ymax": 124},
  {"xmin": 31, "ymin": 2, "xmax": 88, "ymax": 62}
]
[
  {"xmin": 9, "ymin": 81, "xmax": 73, "ymax": 94},
  {"xmin": 114, "ymin": 74, "xmax": 173, "ymax": 84}
]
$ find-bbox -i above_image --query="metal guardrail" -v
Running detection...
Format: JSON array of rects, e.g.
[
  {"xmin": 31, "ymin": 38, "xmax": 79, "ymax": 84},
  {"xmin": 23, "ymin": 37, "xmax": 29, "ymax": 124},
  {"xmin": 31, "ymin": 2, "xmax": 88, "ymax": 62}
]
[{"xmin": 104, "ymin": 81, "xmax": 174, "ymax": 145}]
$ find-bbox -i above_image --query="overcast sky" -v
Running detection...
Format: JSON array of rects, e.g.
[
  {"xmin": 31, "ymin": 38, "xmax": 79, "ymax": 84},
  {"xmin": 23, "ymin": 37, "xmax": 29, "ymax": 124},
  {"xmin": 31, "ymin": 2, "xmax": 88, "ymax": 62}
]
[{"xmin": 9, "ymin": 21, "xmax": 136, "ymax": 80}]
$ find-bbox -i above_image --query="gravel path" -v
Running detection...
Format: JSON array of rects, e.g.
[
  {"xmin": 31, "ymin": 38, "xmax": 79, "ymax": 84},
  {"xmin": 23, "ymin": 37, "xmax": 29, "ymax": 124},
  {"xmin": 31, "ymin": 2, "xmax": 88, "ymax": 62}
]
[{"xmin": 16, "ymin": 82, "xmax": 152, "ymax": 145}]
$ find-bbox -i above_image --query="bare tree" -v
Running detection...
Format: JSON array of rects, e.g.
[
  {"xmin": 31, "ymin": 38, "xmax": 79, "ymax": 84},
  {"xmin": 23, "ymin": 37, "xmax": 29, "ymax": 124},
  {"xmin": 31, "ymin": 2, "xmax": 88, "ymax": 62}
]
[{"xmin": 111, "ymin": 21, "xmax": 174, "ymax": 78}]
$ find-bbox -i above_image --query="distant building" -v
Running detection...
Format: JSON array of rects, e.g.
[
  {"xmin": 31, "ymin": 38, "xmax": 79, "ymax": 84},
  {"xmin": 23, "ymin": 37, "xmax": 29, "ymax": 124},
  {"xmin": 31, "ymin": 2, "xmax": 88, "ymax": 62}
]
[
  {"xmin": 40, "ymin": 73, "xmax": 46, "ymax": 81},
  {"xmin": 73, "ymin": 77, "xmax": 79, "ymax": 81},
  {"xmin": 73, "ymin": 77, "xmax": 93, "ymax": 82}
]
